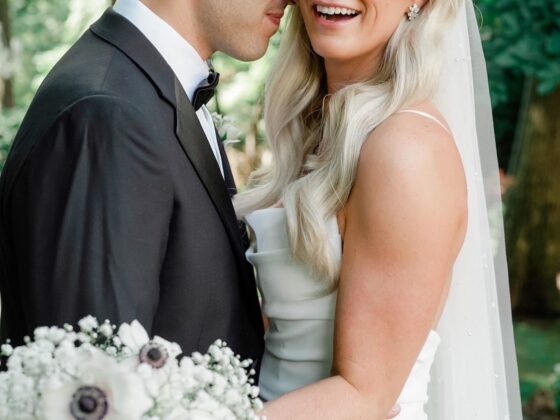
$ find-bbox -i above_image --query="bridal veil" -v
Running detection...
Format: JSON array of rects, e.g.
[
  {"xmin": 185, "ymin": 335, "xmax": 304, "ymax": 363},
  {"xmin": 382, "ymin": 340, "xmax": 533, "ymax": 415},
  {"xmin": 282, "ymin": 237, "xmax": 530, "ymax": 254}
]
[{"xmin": 426, "ymin": 0, "xmax": 522, "ymax": 418}]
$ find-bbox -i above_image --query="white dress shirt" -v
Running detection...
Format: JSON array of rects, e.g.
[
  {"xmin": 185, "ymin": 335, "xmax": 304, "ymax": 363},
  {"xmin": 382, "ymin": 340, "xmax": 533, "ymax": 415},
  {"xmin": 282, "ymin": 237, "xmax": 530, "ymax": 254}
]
[{"xmin": 113, "ymin": 0, "xmax": 224, "ymax": 177}]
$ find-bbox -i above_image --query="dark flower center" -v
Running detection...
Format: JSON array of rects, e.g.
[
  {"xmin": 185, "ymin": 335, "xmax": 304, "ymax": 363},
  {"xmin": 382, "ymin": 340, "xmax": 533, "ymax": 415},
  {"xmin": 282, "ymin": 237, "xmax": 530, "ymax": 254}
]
[
  {"xmin": 139, "ymin": 341, "xmax": 169, "ymax": 369},
  {"xmin": 70, "ymin": 386, "xmax": 108, "ymax": 420},
  {"xmin": 79, "ymin": 396, "xmax": 97, "ymax": 413},
  {"xmin": 147, "ymin": 347, "xmax": 162, "ymax": 361}
]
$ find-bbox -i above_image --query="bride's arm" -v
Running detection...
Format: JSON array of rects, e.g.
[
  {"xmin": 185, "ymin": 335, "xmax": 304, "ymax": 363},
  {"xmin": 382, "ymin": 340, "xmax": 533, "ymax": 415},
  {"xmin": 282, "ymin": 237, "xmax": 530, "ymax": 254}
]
[{"xmin": 262, "ymin": 114, "xmax": 467, "ymax": 419}]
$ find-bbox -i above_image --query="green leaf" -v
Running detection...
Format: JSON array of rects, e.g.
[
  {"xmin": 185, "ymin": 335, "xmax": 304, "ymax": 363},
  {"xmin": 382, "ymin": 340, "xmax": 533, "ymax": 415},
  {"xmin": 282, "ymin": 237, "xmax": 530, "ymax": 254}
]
[
  {"xmin": 536, "ymin": 78, "xmax": 560, "ymax": 95},
  {"xmin": 545, "ymin": 32, "xmax": 560, "ymax": 55}
]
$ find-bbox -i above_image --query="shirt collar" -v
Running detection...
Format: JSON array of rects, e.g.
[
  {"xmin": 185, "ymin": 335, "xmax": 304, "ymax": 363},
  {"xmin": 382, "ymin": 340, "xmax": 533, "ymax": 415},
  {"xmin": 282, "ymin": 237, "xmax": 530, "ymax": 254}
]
[{"xmin": 113, "ymin": 0, "xmax": 209, "ymax": 101}]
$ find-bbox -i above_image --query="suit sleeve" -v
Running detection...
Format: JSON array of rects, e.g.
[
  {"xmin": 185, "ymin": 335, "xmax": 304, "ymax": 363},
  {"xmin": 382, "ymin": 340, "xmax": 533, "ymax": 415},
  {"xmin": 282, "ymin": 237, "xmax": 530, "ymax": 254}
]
[{"xmin": 15, "ymin": 95, "xmax": 174, "ymax": 333}]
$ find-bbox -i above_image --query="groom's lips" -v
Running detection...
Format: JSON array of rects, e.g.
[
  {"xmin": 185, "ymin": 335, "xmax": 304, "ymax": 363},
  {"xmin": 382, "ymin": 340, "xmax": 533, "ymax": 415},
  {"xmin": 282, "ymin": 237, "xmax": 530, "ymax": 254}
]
[{"xmin": 266, "ymin": 11, "xmax": 284, "ymax": 27}]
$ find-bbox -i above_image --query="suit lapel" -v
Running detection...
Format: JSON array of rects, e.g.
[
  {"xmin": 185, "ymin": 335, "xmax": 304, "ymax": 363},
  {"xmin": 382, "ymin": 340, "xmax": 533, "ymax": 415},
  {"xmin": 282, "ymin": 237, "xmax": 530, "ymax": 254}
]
[
  {"xmin": 91, "ymin": 9, "xmax": 246, "ymax": 263},
  {"xmin": 215, "ymin": 134, "xmax": 253, "ymax": 251},
  {"xmin": 174, "ymin": 79, "xmax": 246, "ymax": 261}
]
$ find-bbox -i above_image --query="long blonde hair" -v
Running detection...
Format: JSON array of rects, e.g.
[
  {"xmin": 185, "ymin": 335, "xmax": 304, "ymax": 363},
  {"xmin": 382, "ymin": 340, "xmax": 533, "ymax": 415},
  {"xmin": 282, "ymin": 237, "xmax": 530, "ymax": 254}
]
[{"xmin": 234, "ymin": 1, "xmax": 462, "ymax": 286}]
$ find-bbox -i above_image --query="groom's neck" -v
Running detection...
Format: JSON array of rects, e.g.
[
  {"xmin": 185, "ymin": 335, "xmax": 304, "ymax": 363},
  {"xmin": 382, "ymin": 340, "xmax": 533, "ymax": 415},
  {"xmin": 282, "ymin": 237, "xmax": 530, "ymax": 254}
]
[{"xmin": 140, "ymin": 0, "xmax": 213, "ymax": 59}]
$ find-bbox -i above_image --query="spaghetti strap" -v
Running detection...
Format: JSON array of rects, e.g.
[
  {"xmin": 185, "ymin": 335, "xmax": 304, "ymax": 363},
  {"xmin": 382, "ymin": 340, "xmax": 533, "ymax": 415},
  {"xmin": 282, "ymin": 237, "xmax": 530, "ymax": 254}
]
[{"xmin": 397, "ymin": 109, "xmax": 452, "ymax": 135}]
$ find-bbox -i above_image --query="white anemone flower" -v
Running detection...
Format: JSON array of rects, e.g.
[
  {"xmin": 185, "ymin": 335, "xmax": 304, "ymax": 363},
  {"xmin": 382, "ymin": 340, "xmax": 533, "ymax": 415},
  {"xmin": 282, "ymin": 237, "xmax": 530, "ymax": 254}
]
[
  {"xmin": 39, "ymin": 348, "xmax": 152, "ymax": 420},
  {"xmin": 118, "ymin": 320, "xmax": 182, "ymax": 366}
]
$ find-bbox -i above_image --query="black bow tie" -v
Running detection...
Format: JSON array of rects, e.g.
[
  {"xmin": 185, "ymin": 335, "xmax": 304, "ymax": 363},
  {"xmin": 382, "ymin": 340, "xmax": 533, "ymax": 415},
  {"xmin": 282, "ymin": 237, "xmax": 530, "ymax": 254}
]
[{"xmin": 192, "ymin": 69, "xmax": 220, "ymax": 111}]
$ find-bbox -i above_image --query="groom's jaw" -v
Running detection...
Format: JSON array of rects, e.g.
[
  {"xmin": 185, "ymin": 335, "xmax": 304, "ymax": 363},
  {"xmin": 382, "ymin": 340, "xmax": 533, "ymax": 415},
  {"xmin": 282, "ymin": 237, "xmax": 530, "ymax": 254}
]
[
  {"xmin": 176, "ymin": 0, "xmax": 287, "ymax": 61},
  {"xmin": 213, "ymin": 0, "xmax": 288, "ymax": 62}
]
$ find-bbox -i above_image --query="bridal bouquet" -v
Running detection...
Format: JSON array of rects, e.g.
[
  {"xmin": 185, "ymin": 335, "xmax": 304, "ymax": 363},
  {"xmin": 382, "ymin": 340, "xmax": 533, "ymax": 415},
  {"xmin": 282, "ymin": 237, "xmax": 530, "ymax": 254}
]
[{"xmin": 0, "ymin": 317, "xmax": 264, "ymax": 420}]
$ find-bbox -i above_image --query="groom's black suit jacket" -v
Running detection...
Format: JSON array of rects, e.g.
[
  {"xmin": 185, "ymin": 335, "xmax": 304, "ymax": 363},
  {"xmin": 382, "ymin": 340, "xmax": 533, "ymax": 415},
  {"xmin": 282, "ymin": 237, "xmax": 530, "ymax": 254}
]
[{"xmin": 0, "ymin": 9, "xmax": 264, "ymax": 368}]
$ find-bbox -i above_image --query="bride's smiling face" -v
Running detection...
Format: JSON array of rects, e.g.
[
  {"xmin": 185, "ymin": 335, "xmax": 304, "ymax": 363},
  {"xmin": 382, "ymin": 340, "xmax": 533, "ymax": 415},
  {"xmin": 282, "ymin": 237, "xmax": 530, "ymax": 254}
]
[{"xmin": 298, "ymin": 0, "xmax": 415, "ymax": 65}]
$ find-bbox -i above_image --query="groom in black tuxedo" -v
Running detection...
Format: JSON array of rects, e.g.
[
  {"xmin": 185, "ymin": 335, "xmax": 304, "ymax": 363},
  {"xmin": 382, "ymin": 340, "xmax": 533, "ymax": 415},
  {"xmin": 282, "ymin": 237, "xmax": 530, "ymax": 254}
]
[{"xmin": 0, "ymin": 0, "xmax": 288, "ymax": 370}]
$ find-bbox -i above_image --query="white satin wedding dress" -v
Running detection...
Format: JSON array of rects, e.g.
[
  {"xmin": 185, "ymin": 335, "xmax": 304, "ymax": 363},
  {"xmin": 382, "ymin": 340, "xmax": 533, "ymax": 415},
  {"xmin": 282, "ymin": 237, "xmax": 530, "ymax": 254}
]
[{"xmin": 245, "ymin": 207, "xmax": 441, "ymax": 419}]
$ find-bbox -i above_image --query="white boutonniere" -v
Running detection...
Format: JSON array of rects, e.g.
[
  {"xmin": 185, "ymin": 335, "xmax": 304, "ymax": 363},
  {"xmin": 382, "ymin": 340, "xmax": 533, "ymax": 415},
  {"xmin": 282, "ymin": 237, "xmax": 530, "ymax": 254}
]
[{"xmin": 212, "ymin": 112, "xmax": 243, "ymax": 146}]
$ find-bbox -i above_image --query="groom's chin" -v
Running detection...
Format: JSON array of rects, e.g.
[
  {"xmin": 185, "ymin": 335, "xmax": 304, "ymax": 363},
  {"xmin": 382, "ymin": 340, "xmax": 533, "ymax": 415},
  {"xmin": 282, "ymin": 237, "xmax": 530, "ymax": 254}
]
[
  {"xmin": 236, "ymin": 46, "xmax": 271, "ymax": 62},
  {"xmin": 221, "ymin": 40, "xmax": 271, "ymax": 62}
]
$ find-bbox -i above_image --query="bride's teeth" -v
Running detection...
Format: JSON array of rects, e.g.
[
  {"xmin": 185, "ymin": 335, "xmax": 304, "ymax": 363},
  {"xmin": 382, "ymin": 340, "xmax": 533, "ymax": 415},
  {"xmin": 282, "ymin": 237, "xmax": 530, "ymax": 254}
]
[{"xmin": 315, "ymin": 5, "xmax": 359, "ymax": 16}]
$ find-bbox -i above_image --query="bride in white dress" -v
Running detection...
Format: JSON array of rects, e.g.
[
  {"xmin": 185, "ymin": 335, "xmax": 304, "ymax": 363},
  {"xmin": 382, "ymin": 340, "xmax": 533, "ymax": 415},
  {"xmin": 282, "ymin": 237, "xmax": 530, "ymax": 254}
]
[
  {"xmin": 235, "ymin": 0, "xmax": 522, "ymax": 419},
  {"xmin": 245, "ymin": 206, "xmax": 443, "ymax": 419}
]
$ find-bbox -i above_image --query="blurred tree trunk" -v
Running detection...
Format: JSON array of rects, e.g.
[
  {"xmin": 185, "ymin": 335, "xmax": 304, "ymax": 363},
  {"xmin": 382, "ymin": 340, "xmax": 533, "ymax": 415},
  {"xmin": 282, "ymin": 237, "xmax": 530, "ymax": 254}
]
[
  {"xmin": 506, "ymin": 79, "xmax": 560, "ymax": 316},
  {"xmin": 0, "ymin": 0, "xmax": 14, "ymax": 108}
]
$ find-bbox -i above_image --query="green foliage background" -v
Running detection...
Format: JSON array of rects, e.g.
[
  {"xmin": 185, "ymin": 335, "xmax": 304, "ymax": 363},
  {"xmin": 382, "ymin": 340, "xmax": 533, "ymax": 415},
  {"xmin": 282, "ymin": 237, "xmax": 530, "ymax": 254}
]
[
  {"xmin": 480, "ymin": 0, "xmax": 560, "ymax": 102},
  {"xmin": 477, "ymin": 0, "xmax": 560, "ymax": 171}
]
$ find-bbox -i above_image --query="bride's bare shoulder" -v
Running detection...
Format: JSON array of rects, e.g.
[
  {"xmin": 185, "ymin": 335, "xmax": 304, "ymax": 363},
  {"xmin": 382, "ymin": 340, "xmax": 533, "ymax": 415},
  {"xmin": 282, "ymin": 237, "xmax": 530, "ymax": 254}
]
[
  {"xmin": 348, "ymin": 99, "xmax": 467, "ymax": 235},
  {"xmin": 359, "ymin": 100, "xmax": 463, "ymax": 186}
]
